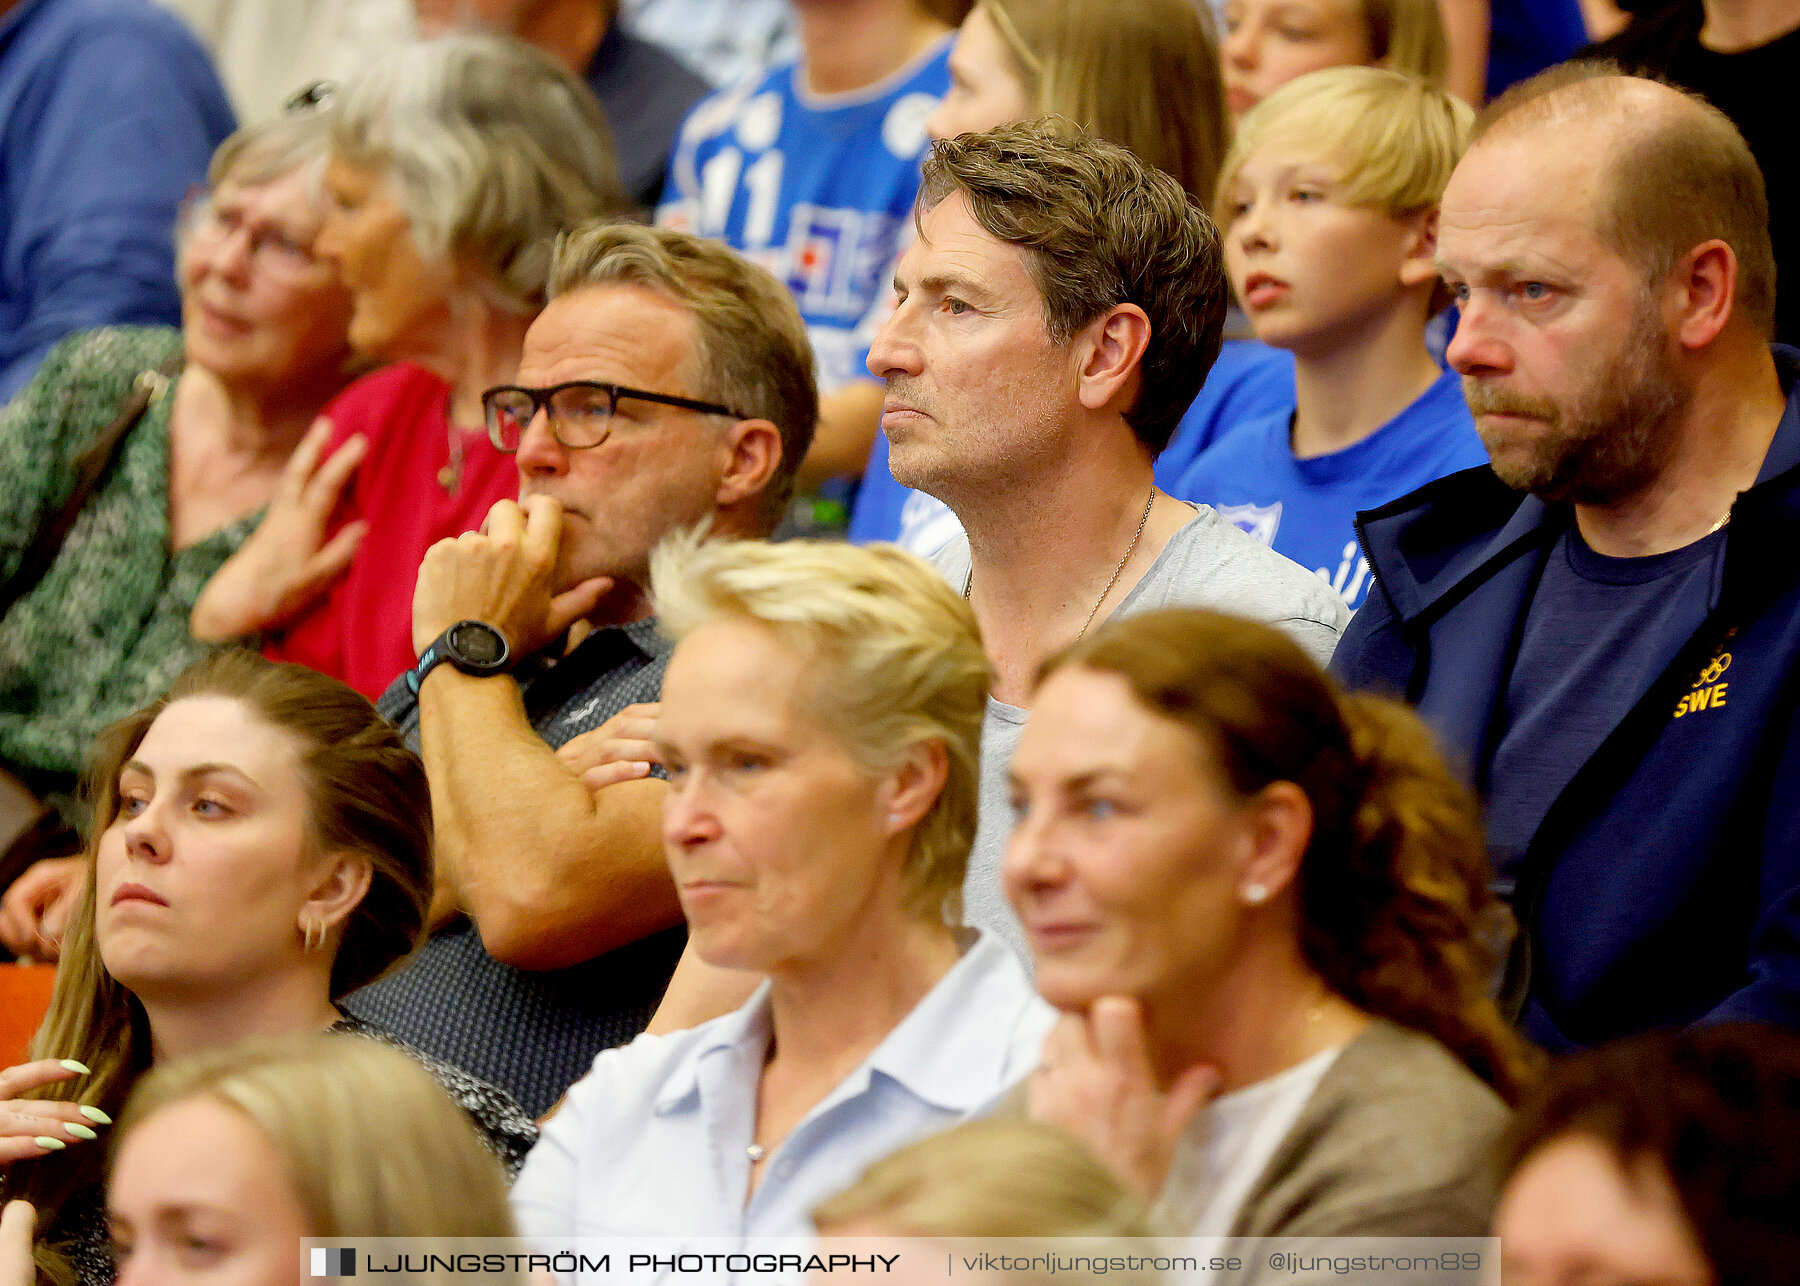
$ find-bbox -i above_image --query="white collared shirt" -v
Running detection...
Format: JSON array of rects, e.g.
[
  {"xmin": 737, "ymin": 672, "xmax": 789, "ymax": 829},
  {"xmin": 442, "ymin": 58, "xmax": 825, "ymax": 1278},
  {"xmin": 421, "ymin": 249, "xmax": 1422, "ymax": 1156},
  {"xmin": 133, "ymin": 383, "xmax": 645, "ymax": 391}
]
[{"xmin": 511, "ymin": 931, "xmax": 1053, "ymax": 1243}]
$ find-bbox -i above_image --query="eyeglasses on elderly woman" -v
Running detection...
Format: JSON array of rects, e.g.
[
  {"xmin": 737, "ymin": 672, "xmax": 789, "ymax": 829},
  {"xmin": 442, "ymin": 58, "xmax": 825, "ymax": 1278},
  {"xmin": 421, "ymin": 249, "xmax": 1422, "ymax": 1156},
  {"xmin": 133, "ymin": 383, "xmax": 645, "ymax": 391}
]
[
  {"xmin": 481, "ymin": 381, "xmax": 747, "ymax": 452},
  {"xmin": 179, "ymin": 183, "xmax": 325, "ymax": 281}
]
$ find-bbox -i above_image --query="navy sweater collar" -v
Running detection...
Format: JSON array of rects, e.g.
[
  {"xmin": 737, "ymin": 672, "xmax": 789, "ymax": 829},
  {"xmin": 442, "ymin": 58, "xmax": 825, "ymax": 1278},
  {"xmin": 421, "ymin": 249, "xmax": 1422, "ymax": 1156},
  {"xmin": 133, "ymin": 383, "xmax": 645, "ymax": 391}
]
[{"xmin": 1360, "ymin": 344, "xmax": 1800, "ymax": 626}]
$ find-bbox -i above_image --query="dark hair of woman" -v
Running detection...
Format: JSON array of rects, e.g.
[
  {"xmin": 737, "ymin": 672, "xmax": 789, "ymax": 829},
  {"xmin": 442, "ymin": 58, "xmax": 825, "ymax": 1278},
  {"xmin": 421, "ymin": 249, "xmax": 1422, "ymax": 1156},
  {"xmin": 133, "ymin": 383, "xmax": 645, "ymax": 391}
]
[{"xmin": 1502, "ymin": 1022, "xmax": 1800, "ymax": 1285}]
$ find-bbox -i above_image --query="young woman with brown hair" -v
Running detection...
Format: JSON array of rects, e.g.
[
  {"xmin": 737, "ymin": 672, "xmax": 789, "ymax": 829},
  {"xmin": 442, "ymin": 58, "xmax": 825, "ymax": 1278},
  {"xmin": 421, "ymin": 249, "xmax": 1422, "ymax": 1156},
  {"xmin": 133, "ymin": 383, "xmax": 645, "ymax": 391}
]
[
  {"xmin": 1006, "ymin": 606, "xmax": 1535, "ymax": 1239},
  {"xmin": 1221, "ymin": 0, "xmax": 1451, "ymax": 121},
  {"xmin": 0, "ymin": 651, "xmax": 532, "ymax": 1286}
]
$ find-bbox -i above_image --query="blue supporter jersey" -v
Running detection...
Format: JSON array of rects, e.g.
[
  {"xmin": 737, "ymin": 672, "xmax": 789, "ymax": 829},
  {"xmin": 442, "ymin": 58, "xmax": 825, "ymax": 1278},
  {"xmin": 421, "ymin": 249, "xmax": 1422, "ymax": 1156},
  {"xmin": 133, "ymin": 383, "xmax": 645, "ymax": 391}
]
[
  {"xmin": 656, "ymin": 40, "xmax": 950, "ymax": 395},
  {"xmin": 1154, "ymin": 338, "xmax": 1296, "ymax": 490},
  {"xmin": 1175, "ymin": 370, "xmax": 1487, "ymax": 609}
]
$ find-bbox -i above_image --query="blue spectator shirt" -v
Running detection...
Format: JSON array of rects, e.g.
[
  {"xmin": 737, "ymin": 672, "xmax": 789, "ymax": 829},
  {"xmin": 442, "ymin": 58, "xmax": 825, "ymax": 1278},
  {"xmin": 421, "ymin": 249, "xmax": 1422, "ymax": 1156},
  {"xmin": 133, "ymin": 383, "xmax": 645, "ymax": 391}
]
[
  {"xmin": 656, "ymin": 39, "xmax": 950, "ymax": 395},
  {"xmin": 1175, "ymin": 370, "xmax": 1488, "ymax": 609},
  {"xmin": 1154, "ymin": 337, "xmax": 1296, "ymax": 490},
  {"xmin": 0, "ymin": 0, "xmax": 234, "ymax": 401},
  {"xmin": 1484, "ymin": 525, "xmax": 1724, "ymax": 882},
  {"xmin": 1489, "ymin": 0, "xmax": 1589, "ymax": 99}
]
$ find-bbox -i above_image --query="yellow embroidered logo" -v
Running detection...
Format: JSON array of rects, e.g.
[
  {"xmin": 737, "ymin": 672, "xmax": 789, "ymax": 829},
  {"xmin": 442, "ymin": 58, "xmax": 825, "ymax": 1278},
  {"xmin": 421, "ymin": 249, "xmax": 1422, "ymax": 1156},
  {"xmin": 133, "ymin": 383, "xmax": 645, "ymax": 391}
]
[{"xmin": 1675, "ymin": 640, "xmax": 1735, "ymax": 718}]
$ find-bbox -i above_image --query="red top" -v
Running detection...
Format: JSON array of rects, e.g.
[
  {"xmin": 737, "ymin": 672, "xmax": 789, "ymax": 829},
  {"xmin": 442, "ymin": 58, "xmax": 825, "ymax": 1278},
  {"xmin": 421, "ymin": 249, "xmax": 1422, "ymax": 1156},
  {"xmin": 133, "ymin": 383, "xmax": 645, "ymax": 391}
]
[{"xmin": 263, "ymin": 363, "xmax": 519, "ymax": 700}]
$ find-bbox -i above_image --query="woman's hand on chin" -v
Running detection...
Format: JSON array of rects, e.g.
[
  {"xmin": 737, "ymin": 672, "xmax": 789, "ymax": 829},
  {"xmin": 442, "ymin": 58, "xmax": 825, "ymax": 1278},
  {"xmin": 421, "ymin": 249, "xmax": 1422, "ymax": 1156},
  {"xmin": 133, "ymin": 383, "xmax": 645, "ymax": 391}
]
[
  {"xmin": 190, "ymin": 418, "xmax": 368, "ymax": 642},
  {"xmin": 0, "ymin": 1060, "xmax": 108, "ymax": 1167},
  {"xmin": 1026, "ymin": 996, "xmax": 1220, "ymax": 1201}
]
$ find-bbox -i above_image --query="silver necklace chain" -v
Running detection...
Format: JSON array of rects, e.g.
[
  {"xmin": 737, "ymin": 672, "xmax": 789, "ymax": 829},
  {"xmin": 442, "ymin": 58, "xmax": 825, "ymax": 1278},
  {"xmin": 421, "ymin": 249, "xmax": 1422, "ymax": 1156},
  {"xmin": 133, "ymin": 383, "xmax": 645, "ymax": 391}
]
[{"xmin": 964, "ymin": 486, "xmax": 1156, "ymax": 643}]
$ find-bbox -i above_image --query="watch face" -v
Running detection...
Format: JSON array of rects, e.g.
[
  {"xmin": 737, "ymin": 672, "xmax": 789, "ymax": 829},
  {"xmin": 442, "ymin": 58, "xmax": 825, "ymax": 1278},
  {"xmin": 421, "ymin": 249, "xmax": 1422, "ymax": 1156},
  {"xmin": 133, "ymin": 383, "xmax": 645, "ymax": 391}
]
[{"xmin": 448, "ymin": 621, "xmax": 506, "ymax": 667}]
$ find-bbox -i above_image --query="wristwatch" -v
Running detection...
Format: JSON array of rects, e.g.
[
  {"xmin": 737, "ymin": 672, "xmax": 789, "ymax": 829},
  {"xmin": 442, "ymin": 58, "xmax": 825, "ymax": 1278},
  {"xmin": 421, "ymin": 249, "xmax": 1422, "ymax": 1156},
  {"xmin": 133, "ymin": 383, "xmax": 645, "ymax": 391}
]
[{"xmin": 406, "ymin": 620, "xmax": 511, "ymax": 694}]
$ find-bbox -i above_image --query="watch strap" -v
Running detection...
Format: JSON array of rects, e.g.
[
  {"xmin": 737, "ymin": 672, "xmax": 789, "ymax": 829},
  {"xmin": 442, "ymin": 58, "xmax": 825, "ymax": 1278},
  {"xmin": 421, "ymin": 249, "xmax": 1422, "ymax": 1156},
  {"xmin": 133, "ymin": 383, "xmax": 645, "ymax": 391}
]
[
  {"xmin": 406, "ymin": 621, "xmax": 509, "ymax": 694},
  {"xmin": 405, "ymin": 638, "xmax": 450, "ymax": 695}
]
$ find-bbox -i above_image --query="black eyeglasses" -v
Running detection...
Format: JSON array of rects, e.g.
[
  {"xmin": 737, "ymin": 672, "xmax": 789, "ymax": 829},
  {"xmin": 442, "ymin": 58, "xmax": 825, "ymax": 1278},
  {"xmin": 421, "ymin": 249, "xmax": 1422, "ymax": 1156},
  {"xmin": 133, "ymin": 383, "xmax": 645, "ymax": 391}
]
[{"xmin": 482, "ymin": 381, "xmax": 746, "ymax": 452}]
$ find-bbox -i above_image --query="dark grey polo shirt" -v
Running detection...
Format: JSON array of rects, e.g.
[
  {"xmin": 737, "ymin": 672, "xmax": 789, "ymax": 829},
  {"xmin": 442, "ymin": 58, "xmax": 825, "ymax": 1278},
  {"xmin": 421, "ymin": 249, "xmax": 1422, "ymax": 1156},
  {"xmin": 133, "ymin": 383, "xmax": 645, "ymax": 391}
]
[{"xmin": 343, "ymin": 617, "xmax": 685, "ymax": 1117}]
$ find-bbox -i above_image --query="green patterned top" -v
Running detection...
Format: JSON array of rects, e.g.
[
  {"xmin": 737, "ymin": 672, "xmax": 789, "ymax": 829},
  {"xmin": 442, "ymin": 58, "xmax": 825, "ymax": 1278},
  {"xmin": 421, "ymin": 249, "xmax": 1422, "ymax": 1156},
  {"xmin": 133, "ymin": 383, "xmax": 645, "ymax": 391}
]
[{"xmin": 0, "ymin": 327, "xmax": 259, "ymax": 824}]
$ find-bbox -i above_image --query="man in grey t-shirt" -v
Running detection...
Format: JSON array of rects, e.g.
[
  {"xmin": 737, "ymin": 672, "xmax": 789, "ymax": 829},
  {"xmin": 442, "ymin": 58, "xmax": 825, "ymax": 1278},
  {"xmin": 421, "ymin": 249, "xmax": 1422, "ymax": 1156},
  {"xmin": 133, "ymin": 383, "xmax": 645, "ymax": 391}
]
[{"xmin": 866, "ymin": 123, "xmax": 1348, "ymax": 955}]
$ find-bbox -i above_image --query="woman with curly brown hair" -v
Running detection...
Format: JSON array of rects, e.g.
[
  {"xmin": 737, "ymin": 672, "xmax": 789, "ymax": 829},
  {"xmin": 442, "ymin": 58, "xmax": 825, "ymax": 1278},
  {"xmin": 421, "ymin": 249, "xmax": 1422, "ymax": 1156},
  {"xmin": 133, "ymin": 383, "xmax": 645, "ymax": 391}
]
[{"xmin": 1005, "ymin": 607, "xmax": 1535, "ymax": 1244}]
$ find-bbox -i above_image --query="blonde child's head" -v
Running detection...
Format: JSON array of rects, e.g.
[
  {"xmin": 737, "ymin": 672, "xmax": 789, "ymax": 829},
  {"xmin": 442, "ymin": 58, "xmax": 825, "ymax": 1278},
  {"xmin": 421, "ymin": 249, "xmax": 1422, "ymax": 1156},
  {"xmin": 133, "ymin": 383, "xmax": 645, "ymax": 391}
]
[{"xmin": 1217, "ymin": 67, "xmax": 1473, "ymax": 332}]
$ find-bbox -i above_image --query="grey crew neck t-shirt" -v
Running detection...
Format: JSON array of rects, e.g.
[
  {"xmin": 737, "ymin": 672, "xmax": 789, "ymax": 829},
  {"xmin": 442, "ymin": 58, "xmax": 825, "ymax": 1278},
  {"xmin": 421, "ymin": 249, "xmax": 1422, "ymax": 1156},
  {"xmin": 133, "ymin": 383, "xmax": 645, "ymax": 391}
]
[{"xmin": 932, "ymin": 505, "xmax": 1350, "ymax": 958}]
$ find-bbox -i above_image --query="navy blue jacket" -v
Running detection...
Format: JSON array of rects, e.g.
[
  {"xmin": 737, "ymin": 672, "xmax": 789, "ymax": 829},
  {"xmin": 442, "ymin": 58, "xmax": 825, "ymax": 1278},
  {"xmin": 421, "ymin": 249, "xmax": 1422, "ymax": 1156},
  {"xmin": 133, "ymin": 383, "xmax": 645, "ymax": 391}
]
[{"xmin": 1333, "ymin": 349, "xmax": 1800, "ymax": 1050}]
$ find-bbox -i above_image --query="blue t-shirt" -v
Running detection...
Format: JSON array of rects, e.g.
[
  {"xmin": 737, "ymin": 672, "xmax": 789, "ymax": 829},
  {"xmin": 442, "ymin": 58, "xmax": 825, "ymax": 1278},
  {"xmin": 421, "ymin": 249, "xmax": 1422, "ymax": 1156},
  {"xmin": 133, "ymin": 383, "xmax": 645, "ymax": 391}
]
[
  {"xmin": 1156, "ymin": 338, "xmax": 1296, "ymax": 490},
  {"xmin": 1488, "ymin": 0, "xmax": 1589, "ymax": 99},
  {"xmin": 848, "ymin": 337, "xmax": 1298, "ymax": 551},
  {"xmin": 0, "ymin": 0, "xmax": 235, "ymax": 401},
  {"xmin": 1484, "ymin": 525, "xmax": 1726, "ymax": 883},
  {"xmin": 656, "ymin": 39, "xmax": 949, "ymax": 394},
  {"xmin": 1173, "ymin": 370, "xmax": 1487, "ymax": 608}
]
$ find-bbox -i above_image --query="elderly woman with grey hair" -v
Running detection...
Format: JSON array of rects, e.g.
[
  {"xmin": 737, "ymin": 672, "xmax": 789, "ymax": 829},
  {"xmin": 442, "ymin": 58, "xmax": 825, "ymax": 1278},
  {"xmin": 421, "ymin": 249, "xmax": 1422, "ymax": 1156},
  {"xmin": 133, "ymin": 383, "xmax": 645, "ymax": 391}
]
[
  {"xmin": 192, "ymin": 34, "xmax": 628, "ymax": 700},
  {"xmin": 0, "ymin": 107, "xmax": 358, "ymax": 961}
]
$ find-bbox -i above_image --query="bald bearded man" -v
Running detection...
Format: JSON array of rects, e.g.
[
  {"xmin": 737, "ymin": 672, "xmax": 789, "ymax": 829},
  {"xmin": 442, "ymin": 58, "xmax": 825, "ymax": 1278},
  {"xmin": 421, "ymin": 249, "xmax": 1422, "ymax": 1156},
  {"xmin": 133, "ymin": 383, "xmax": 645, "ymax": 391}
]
[{"xmin": 1333, "ymin": 64, "xmax": 1800, "ymax": 1050}]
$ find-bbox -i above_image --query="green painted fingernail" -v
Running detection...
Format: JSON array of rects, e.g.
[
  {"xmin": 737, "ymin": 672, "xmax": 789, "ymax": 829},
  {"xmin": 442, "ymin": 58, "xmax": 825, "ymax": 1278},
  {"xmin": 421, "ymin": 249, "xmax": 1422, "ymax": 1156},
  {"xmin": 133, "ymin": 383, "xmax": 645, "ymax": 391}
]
[
  {"xmin": 79, "ymin": 1106, "xmax": 111, "ymax": 1125},
  {"xmin": 58, "ymin": 1060, "xmax": 90, "ymax": 1074},
  {"xmin": 34, "ymin": 1137, "xmax": 65, "ymax": 1151},
  {"xmin": 64, "ymin": 1124, "xmax": 96, "ymax": 1141}
]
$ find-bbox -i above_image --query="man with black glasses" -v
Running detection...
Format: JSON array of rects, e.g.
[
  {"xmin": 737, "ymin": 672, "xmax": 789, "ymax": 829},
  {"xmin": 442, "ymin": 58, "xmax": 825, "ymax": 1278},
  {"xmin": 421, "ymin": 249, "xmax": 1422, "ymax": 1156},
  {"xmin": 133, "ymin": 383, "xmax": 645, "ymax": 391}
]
[{"xmin": 342, "ymin": 222, "xmax": 815, "ymax": 1115}]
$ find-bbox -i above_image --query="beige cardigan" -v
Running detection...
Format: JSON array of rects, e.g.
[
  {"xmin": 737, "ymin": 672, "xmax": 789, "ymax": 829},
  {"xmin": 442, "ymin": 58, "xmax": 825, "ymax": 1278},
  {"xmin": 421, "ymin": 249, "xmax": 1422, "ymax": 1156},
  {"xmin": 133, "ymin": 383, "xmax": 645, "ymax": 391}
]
[
  {"xmin": 1199, "ymin": 1019, "xmax": 1510, "ymax": 1284},
  {"xmin": 995, "ymin": 1018, "xmax": 1510, "ymax": 1263}
]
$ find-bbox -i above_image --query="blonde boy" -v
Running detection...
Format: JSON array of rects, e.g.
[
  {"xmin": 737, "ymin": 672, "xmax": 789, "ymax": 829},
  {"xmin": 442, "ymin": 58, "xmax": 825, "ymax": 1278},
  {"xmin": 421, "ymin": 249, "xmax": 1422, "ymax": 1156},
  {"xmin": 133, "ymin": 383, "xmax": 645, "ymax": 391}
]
[{"xmin": 1175, "ymin": 67, "xmax": 1483, "ymax": 608}]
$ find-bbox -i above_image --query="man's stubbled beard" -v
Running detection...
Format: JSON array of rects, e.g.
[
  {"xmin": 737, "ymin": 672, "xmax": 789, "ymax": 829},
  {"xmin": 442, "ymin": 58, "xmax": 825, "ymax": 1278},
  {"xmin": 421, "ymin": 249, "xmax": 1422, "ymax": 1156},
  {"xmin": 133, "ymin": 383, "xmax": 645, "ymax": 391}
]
[{"xmin": 1467, "ymin": 291, "xmax": 1688, "ymax": 506}]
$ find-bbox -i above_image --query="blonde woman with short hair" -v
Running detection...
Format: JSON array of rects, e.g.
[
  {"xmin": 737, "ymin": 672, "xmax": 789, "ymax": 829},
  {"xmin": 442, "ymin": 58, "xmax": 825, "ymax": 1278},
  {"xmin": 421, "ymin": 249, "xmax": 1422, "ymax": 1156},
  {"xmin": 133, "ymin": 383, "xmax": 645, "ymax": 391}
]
[
  {"xmin": 511, "ymin": 538, "xmax": 1054, "ymax": 1238},
  {"xmin": 193, "ymin": 34, "xmax": 630, "ymax": 700}
]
